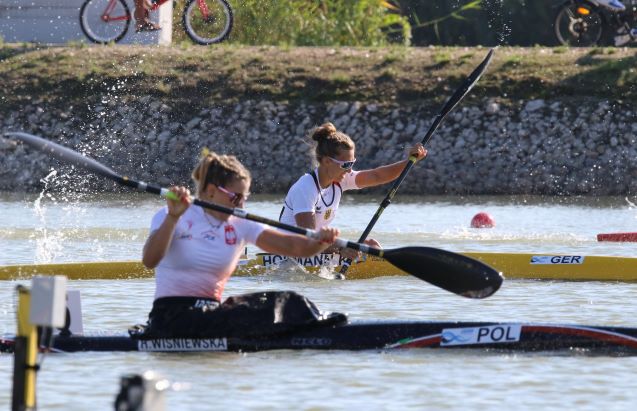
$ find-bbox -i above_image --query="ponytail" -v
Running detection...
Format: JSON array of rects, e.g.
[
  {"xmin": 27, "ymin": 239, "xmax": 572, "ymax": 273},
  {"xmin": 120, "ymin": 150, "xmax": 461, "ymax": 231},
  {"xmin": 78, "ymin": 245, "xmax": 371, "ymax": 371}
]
[{"xmin": 192, "ymin": 150, "xmax": 251, "ymax": 197}]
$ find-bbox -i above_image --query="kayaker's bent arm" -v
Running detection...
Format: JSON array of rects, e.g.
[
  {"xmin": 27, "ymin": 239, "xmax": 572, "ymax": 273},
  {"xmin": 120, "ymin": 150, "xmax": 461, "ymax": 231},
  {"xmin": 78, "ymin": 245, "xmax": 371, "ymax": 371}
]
[{"xmin": 142, "ymin": 186, "xmax": 191, "ymax": 268}]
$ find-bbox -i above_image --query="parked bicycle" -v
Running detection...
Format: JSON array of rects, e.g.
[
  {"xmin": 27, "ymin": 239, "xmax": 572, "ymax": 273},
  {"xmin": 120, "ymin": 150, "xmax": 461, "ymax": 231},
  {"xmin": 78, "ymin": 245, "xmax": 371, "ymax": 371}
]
[
  {"xmin": 79, "ymin": 0, "xmax": 233, "ymax": 45},
  {"xmin": 554, "ymin": 0, "xmax": 637, "ymax": 46}
]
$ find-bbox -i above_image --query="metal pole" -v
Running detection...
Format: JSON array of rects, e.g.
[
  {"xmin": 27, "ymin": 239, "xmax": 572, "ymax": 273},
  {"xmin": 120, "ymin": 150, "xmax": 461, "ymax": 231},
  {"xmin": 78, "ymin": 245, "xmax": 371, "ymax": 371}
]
[{"xmin": 12, "ymin": 285, "xmax": 38, "ymax": 411}]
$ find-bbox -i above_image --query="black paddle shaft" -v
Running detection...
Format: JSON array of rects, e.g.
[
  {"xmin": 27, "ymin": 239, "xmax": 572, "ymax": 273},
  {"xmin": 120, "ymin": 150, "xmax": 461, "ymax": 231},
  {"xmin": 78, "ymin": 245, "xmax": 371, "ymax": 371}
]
[
  {"xmin": 339, "ymin": 48, "xmax": 495, "ymax": 276},
  {"xmin": 5, "ymin": 131, "xmax": 503, "ymax": 298}
]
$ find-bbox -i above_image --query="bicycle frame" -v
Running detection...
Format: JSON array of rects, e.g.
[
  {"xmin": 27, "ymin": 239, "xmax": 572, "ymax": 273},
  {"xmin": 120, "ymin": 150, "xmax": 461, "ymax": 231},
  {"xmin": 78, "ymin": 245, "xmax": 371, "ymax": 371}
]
[
  {"xmin": 149, "ymin": 0, "xmax": 171, "ymax": 12},
  {"xmin": 100, "ymin": 0, "xmax": 129, "ymax": 22},
  {"xmin": 177, "ymin": 0, "xmax": 213, "ymax": 20},
  {"xmin": 97, "ymin": 0, "xmax": 173, "ymax": 22}
]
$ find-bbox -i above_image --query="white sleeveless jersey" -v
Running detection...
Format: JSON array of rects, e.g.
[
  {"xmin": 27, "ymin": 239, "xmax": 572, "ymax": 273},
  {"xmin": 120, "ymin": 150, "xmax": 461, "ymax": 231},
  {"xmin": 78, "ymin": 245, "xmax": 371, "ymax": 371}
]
[
  {"xmin": 150, "ymin": 205, "xmax": 265, "ymax": 301},
  {"xmin": 280, "ymin": 168, "xmax": 359, "ymax": 229}
]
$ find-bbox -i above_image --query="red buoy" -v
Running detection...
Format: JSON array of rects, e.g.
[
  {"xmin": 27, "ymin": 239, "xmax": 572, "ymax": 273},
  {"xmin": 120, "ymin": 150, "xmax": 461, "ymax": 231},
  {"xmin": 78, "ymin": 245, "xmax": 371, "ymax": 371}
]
[{"xmin": 471, "ymin": 212, "xmax": 495, "ymax": 228}]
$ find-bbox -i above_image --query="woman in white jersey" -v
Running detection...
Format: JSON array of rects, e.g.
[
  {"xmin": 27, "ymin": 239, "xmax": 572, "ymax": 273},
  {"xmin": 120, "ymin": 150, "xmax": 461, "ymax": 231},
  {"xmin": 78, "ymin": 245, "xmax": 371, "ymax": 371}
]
[
  {"xmin": 280, "ymin": 122, "xmax": 426, "ymax": 259},
  {"xmin": 141, "ymin": 151, "xmax": 339, "ymax": 338}
]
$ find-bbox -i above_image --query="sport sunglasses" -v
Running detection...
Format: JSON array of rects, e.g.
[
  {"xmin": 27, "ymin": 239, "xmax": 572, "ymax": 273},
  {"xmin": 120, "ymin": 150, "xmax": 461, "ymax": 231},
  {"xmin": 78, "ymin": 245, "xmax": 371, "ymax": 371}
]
[
  {"xmin": 217, "ymin": 185, "xmax": 249, "ymax": 206},
  {"xmin": 328, "ymin": 156, "xmax": 356, "ymax": 170}
]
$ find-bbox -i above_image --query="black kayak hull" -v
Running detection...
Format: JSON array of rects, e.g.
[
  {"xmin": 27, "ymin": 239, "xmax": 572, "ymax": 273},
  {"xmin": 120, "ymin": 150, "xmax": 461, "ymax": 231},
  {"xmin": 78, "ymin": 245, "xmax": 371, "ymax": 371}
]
[{"xmin": 3, "ymin": 320, "xmax": 637, "ymax": 355}]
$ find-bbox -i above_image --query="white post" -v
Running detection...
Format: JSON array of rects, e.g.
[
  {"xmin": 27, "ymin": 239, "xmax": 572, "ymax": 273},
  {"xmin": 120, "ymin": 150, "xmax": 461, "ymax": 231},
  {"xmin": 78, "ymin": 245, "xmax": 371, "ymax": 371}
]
[
  {"xmin": 158, "ymin": 0, "xmax": 173, "ymax": 45},
  {"xmin": 30, "ymin": 276, "xmax": 67, "ymax": 328}
]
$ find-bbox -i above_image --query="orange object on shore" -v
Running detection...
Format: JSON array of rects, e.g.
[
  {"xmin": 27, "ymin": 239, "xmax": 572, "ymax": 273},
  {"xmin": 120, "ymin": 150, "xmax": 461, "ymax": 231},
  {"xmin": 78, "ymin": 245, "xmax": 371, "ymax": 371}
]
[{"xmin": 597, "ymin": 232, "xmax": 637, "ymax": 242}]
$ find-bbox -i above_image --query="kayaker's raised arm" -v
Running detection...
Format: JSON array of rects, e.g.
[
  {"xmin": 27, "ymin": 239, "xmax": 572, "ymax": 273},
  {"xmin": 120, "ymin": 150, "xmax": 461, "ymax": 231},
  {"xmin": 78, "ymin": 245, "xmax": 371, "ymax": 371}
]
[{"xmin": 355, "ymin": 143, "xmax": 426, "ymax": 188}]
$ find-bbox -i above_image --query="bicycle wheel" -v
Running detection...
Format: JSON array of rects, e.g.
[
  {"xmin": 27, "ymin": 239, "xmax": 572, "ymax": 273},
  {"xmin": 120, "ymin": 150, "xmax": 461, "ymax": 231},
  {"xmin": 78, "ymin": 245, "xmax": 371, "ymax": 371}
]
[
  {"xmin": 554, "ymin": 1, "xmax": 604, "ymax": 46},
  {"xmin": 80, "ymin": 0, "xmax": 130, "ymax": 44},
  {"xmin": 182, "ymin": 0, "xmax": 234, "ymax": 45}
]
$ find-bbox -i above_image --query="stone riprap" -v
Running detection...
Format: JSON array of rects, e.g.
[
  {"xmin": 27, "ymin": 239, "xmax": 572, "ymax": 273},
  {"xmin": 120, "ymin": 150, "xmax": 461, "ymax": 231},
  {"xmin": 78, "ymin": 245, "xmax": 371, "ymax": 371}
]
[{"xmin": 1, "ymin": 97, "xmax": 636, "ymax": 195}]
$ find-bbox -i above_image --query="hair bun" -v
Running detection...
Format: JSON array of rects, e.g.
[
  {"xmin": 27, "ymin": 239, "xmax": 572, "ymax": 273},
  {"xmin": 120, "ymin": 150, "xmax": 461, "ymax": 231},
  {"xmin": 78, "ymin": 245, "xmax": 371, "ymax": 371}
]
[{"xmin": 311, "ymin": 122, "xmax": 337, "ymax": 142}]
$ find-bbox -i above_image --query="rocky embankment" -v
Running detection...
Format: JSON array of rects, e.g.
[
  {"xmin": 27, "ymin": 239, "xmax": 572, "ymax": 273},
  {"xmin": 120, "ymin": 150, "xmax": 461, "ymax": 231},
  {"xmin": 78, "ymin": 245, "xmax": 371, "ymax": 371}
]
[{"xmin": 1, "ymin": 96, "xmax": 636, "ymax": 195}]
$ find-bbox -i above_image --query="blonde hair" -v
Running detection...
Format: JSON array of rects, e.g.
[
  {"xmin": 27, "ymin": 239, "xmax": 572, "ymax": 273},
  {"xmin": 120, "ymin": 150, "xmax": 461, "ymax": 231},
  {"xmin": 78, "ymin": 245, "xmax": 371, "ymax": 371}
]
[
  {"xmin": 191, "ymin": 151, "xmax": 251, "ymax": 197},
  {"xmin": 310, "ymin": 122, "xmax": 355, "ymax": 163}
]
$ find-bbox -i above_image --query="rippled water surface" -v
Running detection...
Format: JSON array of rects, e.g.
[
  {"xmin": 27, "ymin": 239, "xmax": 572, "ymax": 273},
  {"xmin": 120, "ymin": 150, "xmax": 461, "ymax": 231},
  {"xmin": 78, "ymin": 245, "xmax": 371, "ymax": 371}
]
[{"xmin": 1, "ymin": 193, "xmax": 637, "ymax": 410}]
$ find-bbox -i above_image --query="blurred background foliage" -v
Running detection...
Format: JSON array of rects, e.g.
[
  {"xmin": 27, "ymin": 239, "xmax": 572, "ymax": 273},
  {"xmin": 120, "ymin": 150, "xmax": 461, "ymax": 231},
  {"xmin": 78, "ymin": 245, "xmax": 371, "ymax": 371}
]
[
  {"xmin": 401, "ymin": 0, "xmax": 558, "ymax": 46},
  {"xmin": 173, "ymin": 0, "xmax": 559, "ymax": 46}
]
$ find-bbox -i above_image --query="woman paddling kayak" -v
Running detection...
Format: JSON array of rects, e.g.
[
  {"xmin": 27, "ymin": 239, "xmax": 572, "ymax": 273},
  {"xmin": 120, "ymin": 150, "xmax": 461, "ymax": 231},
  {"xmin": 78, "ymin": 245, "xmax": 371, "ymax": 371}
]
[
  {"xmin": 141, "ymin": 151, "xmax": 340, "ymax": 338},
  {"xmin": 279, "ymin": 122, "xmax": 427, "ymax": 259}
]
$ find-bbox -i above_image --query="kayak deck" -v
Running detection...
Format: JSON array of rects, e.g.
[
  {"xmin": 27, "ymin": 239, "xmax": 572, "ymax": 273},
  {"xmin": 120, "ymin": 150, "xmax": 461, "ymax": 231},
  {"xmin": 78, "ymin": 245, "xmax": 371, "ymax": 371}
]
[{"xmin": 3, "ymin": 321, "xmax": 637, "ymax": 355}]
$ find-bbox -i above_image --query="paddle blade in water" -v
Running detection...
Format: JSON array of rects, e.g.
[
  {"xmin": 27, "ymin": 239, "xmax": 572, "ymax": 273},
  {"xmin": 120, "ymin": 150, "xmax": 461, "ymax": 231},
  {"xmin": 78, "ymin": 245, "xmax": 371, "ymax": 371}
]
[{"xmin": 382, "ymin": 247, "xmax": 503, "ymax": 298}]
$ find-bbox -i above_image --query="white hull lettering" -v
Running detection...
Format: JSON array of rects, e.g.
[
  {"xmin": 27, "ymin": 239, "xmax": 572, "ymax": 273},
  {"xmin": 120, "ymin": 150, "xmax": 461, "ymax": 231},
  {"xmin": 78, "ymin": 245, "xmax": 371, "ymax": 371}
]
[
  {"xmin": 441, "ymin": 325, "xmax": 522, "ymax": 346},
  {"xmin": 138, "ymin": 338, "xmax": 228, "ymax": 352}
]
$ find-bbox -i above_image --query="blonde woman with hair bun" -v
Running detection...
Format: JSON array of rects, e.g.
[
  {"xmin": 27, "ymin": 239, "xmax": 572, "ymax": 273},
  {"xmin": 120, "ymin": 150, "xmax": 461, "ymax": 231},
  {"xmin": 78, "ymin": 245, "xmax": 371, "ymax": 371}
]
[{"xmin": 280, "ymin": 122, "xmax": 427, "ymax": 259}]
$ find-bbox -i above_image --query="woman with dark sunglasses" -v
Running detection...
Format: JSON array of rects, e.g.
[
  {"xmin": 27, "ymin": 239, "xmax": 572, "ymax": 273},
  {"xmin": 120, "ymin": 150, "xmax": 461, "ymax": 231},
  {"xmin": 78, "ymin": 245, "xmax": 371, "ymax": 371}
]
[
  {"xmin": 141, "ymin": 150, "xmax": 340, "ymax": 338},
  {"xmin": 279, "ymin": 122, "xmax": 426, "ymax": 260}
]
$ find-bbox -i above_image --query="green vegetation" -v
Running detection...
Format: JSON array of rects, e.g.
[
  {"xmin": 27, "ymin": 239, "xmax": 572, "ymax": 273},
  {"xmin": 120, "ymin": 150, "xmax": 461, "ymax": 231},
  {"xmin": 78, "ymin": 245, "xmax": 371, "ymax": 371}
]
[
  {"xmin": 433, "ymin": 50, "xmax": 452, "ymax": 66},
  {"xmin": 501, "ymin": 54, "xmax": 522, "ymax": 69},
  {"xmin": 1, "ymin": 45, "xmax": 637, "ymax": 115},
  {"xmin": 173, "ymin": 0, "xmax": 411, "ymax": 46},
  {"xmin": 408, "ymin": 0, "xmax": 482, "ymax": 41}
]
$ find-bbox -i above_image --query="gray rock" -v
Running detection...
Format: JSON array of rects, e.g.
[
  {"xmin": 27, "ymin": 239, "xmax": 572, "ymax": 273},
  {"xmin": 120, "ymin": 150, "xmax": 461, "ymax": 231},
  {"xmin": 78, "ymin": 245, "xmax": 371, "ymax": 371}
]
[
  {"xmin": 185, "ymin": 117, "xmax": 202, "ymax": 130},
  {"xmin": 524, "ymin": 99, "xmax": 545, "ymax": 112},
  {"xmin": 485, "ymin": 101, "xmax": 500, "ymax": 115},
  {"xmin": 330, "ymin": 102, "xmax": 349, "ymax": 116},
  {"xmin": 348, "ymin": 102, "xmax": 361, "ymax": 116}
]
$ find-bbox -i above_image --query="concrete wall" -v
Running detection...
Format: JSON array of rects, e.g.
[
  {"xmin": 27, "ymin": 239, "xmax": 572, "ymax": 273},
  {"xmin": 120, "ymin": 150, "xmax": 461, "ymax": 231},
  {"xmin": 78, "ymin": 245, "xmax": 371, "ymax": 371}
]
[{"xmin": 0, "ymin": 0, "xmax": 171, "ymax": 44}]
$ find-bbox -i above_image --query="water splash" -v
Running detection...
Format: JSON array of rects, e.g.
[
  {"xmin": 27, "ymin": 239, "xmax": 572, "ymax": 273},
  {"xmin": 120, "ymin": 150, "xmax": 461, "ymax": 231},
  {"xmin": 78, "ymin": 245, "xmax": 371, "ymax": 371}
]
[
  {"xmin": 255, "ymin": 259, "xmax": 339, "ymax": 282},
  {"xmin": 481, "ymin": 0, "xmax": 511, "ymax": 45},
  {"xmin": 33, "ymin": 168, "xmax": 58, "ymax": 215},
  {"xmin": 31, "ymin": 169, "xmax": 66, "ymax": 263}
]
